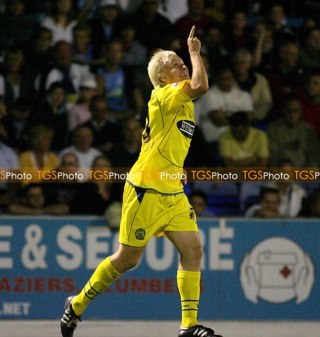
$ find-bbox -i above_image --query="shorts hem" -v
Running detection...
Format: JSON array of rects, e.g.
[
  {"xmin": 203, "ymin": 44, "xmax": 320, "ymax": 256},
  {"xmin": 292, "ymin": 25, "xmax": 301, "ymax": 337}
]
[{"xmin": 118, "ymin": 240, "xmax": 148, "ymax": 248}]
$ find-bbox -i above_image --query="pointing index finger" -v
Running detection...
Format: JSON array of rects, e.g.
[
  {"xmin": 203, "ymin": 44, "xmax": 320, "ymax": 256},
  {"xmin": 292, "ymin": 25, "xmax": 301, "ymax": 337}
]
[{"xmin": 189, "ymin": 26, "xmax": 195, "ymax": 39}]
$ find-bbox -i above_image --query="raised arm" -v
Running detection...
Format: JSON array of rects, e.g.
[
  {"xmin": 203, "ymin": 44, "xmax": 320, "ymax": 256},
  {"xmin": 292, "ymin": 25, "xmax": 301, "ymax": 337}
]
[{"xmin": 183, "ymin": 26, "xmax": 209, "ymax": 99}]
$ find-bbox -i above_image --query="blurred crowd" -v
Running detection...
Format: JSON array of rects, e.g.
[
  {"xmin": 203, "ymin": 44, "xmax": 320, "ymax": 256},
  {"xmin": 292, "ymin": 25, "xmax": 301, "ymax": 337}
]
[{"xmin": 0, "ymin": 0, "xmax": 320, "ymax": 222}]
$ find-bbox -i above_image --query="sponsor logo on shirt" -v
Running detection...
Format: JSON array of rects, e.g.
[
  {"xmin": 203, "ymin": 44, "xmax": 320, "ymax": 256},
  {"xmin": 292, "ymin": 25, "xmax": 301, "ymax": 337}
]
[{"xmin": 177, "ymin": 120, "xmax": 195, "ymax": 139}]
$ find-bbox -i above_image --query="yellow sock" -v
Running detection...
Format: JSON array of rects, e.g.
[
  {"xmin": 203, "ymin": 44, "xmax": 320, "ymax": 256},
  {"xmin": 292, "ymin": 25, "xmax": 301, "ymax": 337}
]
[
  {"xmin": 72, "ymin": 257, "xmax": 121, "ymax": 315},
  {"xmin": 177, "ymin": 270, "xmax": 200, "ymax": 328}
]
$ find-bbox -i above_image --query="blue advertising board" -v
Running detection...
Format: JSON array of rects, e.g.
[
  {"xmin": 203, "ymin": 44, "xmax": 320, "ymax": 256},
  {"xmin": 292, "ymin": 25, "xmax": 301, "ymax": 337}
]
[{"xmin": 0, "ymin": 216, "xmax": 319, "ymax": 320}]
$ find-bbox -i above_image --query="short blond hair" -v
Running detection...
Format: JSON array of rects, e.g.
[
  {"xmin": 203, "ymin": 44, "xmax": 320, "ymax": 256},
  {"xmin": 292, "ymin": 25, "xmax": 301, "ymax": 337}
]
[{"xmin": 147, "ymin": 49, "xmax": 177, "ymax": 88}]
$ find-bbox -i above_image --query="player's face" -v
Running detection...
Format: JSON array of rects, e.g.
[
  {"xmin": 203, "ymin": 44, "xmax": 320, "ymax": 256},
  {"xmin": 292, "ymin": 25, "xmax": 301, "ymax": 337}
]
[{"xmin": 162, "ymin": 56, "xmax": 190, "ymax": 84}]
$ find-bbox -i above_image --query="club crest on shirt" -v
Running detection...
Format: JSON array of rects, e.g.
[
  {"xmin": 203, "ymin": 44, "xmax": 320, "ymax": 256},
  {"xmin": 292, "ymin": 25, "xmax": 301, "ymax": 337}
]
[
  {"xmin": 135, "ymin": 228, "xmax": 146, "ymax": 240},
  {"xmin": 177, "ymin": 120, "xmax": 195, "ymax": 139}
]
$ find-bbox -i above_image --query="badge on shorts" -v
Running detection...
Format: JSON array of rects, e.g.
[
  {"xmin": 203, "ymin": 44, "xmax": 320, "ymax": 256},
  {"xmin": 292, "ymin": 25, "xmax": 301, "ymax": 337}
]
[{"xmin": 135, "ymin": 228, "xmax": 146, "ymax": 240}]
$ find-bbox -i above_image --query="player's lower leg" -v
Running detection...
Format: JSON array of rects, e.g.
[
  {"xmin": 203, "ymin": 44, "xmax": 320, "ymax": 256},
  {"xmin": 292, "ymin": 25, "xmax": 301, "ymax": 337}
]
[
  {"xmin": 177, "ymin": 270, "xmax": 200, "ymax": 328},
  {"xmin": 60, "ymin": 256, "xmax": 121, "ymax": 337},
  {"xmin": 176, "ymin": 270, "xmax": 223, "ymax": 337},
  {"xmin": 72, "ymin": 256, "xmax": 121, "ymax": 315}
]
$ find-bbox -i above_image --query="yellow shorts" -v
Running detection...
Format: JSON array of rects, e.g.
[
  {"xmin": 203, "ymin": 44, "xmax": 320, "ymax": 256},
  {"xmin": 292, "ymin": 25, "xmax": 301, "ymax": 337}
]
[{"xmin": 119, "ymin": 182, "xmax": 198, "ymax": 247}]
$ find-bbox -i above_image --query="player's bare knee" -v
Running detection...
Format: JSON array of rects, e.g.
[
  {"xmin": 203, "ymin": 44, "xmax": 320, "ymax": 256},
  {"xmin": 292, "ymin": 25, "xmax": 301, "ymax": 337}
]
[{"xmin": 111, "ymin": 245, "xmax": 143, "ymax": 272}]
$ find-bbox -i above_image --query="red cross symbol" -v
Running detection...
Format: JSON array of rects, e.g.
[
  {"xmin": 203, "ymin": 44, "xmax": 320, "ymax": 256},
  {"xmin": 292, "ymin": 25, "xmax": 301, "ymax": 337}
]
[{"xmin": 280, "ymin": 266, "xmax": 292, "ymax": 278}]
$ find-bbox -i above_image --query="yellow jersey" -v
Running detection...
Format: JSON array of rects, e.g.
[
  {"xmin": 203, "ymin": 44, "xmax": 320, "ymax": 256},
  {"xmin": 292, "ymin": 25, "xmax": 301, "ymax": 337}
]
[{"xmin": 128, "ymin": 80, "xmax": 195, "ymax": 193}]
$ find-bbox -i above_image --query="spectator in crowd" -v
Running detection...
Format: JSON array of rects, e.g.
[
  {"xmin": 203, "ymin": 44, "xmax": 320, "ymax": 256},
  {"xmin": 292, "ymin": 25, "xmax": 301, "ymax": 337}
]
[
  {"xmin": 81, "ymin": 95, "xmax": 121, "ymax": 152},
  {"xmin": 300, "ymin": 72, "xmax": 320, "ymax": 137},
  {"xmin": 204, "ymin": 0, "xmax": 225, "ymax": 25},
  {"xmin": 35, "ymin": 40, "xmax": 93, "ymax": 102},
  {"xmin": 8, "ymin": 183, "xmax": 69, "ymax": 215},
  {"xmin": 118, "ymin": 22, "xmax": 147, "ymax": 68},
  {"xmin": 218, "ymin": 111, "xmax": 269, "ymax": 167},
  {"xmin": 71, "ymin": 22, "xmax": 95, "ymax": 64},
  {"xmin": 267, "ymin": 3, "xmax": 297, "ymax": 52},
  {"xmin": 41, "ymin": 0, "xmax": 78, "ymax": 45},
  {"xmin": 0, "ymin": 0, "xmax": 38, "ymax": 53},
  {"xmin": 88, "ymin": 0, "xmax": 125, "ymax": 57},
  {"xmin": 44, "ymin": 152, "xmax": 114, "ymax": 214},
  {"xmin": 195, "ymin": 66, "xmax": 253, "ymax": 144},
  {"xmin": 59, "ymin": 125, "xmax": 101, "ymax": 169},
  {"xmin": 299, "ymin": 17, "xmax": 318, "ymax": 38},
  {"xmin": 299, "ymin": 27, "xmax": 320, "ymax": 72},
  {"xmin": 175, "ymin": 0, "xmax": 215, "ymax": 57},
  {"xmin": 1, "ymin": 46, "xmax": 34, "ymax": 108},
  {"xmin": 42, "ymin": 152, "xmax": 81, "ymax": 213},
  {"xmin": 134, "ymin": 0, "xmax": 176, "ymax": 51},
  {"xmin": 19, "ymin": 125, "xmax": 59, "ymax": 183},
  {"xmin": 96, "ymin": 40, "xmax": 136, "ymax": 120},
  {"xmin": 239, "ymin": 180, "xmax": 266, "ymax": 214},
  {"xmin": 232, "ymin": 48, "xmax": 273, "ymax": 124},
  {"xmin": 156, "ymin": 0, "xmax": 188, "ymax": 24},
  {"xmin": 107, "ymin": 117, "xmax": 142, "ymax": 167},
  {"xmin": 202, "ymin": 24, "xmax": 228, "ymax": 79},
  {"xmin": 114, "ymin": 24, "xmax": 149, "ymax": 118},
  {"xmin": 299, "ymin": 189, "xmax": 320, "ymax": 217},
  {"xmin": 79, "ymin": 154, "xmax": 118, "ymax": 213},
  {"xmin": 129, "ymin": 49, "xmax": 154, "ymax": 121},
  {"xmin": 223, "ymin": 10, "xmax": 251, "ymax": 55},
  {"xmin": 245, "ymin": 187, "xmax": 282, "ymax": 218},
  {"xmin": 189, "ymin": 190, "xmax": 215, "ymax": 217},
  {"xmin": 267, "ymin": 96, "xmax": 320, "ymax": 167},
  {"xmin": 41, "ymin": 147, "xmax": 76, "ymax": 176},
  {"xmin": 46, "ymin": 150, "xmax": 117, "ymax": 214},
  {"xmin": 266, "ymin": 41, "xmax": 305, "ymax": 118},
  {"xmin": 30, "ymin": 82, "xmax": 70, "ymax": 151},
  {"xmin": 49, "ymin": 151, "xmax": 80, "ymax": 184},
  {"xmin": 267, "ymin": 159, "xmax": 306, "ymax": 218},
  {"xmin": 251, "ymin": 19, "xmax": 276, "ymax": 71},
  {"xmin": 24, "ymin": 28, "xmax": 53, "ymax": 84},
  {"xmin": 68, "ymin": 76, "xmax": 97, "ymax": 131},
  {"xmin": 106, "ymin": 118, "xmax": 142, "ymax": 198},
  {"xmin": 1, "ymin": 98, "xmax": 31, "ymax": 151}
]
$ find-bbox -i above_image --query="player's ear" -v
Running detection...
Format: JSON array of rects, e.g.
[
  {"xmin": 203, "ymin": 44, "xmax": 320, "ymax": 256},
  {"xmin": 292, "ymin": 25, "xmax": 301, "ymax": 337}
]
[
  {"xmin": 158, "ymin": 71, "xmax": 168, "ymax": 86},
  {"xmin": 158, "ymin": 73, "xmax": 168, "ymax": 86}
]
